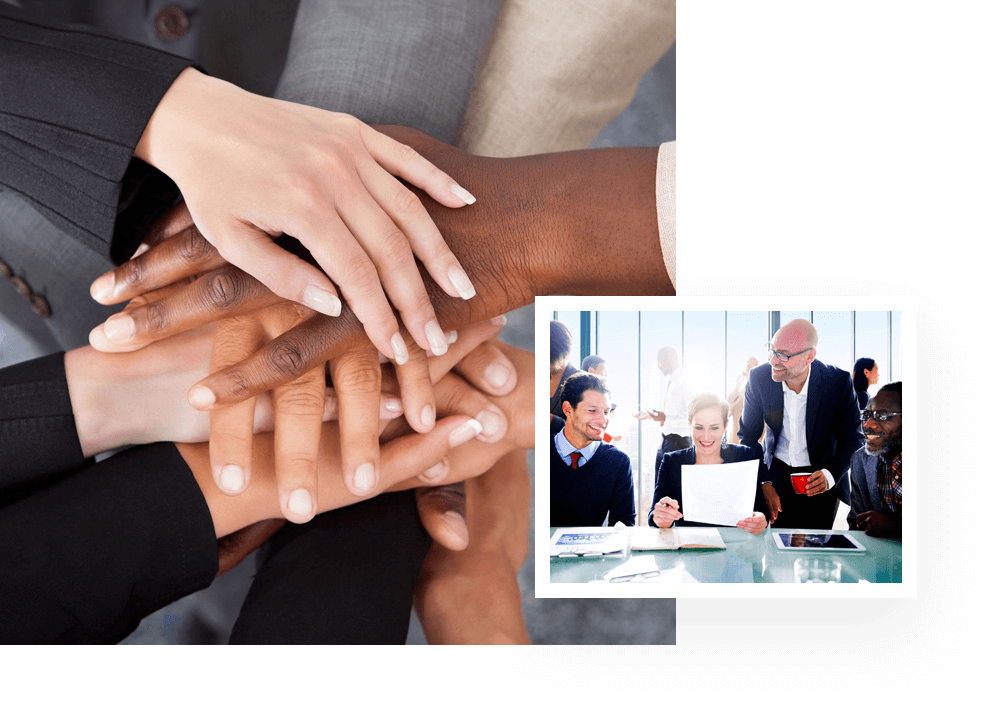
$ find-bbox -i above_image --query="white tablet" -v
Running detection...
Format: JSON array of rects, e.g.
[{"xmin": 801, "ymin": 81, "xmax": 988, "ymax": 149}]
[{"xmin": 772, "ymin": 531, "xmax": 867, "ymax": 552}]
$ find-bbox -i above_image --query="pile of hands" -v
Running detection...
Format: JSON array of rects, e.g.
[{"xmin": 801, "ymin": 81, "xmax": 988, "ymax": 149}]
[{"xmin": 82, "ymin": 89, "xmax": 536, "ymax": 565}]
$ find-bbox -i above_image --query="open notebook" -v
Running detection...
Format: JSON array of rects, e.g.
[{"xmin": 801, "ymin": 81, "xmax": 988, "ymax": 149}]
[{"xmin": 629, "ymin": 526, "xmax": 726, "ymax": 551}]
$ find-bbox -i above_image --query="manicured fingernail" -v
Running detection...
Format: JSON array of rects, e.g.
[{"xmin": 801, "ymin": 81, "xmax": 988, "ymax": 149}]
[
  {"xmin": 475, "ymin": 409, "xmax": 505, "ymax": 439},
  {"xmin": 421, "ymin": 404, "xmax": 436, "ymax": 430},
  {"xmin": 302, "ymin": 285, "xmax": 341, "ymax": 317},
  {"xmin": 103, "ymin": 314, "xmax": 135, "ymax": 342},
  {"xmin": 188, "ymin": 385, "xmax": 216, "ymax": 410},
  {"xmin": 383, "ymin": 397, "xmax": 403, "ymax": 415},
  {"xmin": 287, "ymin": 488, "xmax": 313, "ymax": 518},
  {"xmin": 391, "ymin": 332, "xmax": 409, "ymax": 365},
  {"xmin": 491, "ymin": 315, "xmax": 507, "ymax": 327},
  {"xmin": 449, "ymin": 182, "xmax": 476, "ymax": 205},
  {"xmin": 353, "ymin": 463, "xmax": 376, "ymax": 493},
  {"xmin": 90, "ymin": 274, "xmax": 114, "ymax": 302},
  {"xmin": 219, "ymin": 465, "xmax": 245, "ymax": 493},
  {"xmin": 421, "ymin": 460, "xmax": 448, "ymax": 483},
  {"xmin": 446, "ymin": 331, "xmax": 458, "ymax": 344},
  {"xmin": 441, "ymin": 510, "xmax": 469, "ymax": 549},
  {"xmin": 425, "ymin": 320, "xmax": 448, "ymax": 356},
  {"xmin": 484, "ymin": 362, "xmax": 511, "ymax": 390},
  {"xmin": 449, "ymin": 418, "xmax": 482, "ymax": 447},
  {"xmin": 447, "ymin": 265, "xmax": 476, "ymax": 300}
]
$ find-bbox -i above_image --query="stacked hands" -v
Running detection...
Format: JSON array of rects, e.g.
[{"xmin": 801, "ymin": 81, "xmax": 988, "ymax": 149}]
[{"xmin": 78, "ymin": 86, "xmax": 538, "ymax": 560}]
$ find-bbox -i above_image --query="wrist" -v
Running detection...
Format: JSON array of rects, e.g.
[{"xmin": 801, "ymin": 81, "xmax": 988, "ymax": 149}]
[
  {"xmin": 135, "ymin": 68, "xmax": 237, "ymax": 180},
  {"xmin": 64, "ymin": 347, "xmax": 146, "ymax": 457},
  {"xmin": 527, "ymin": 147, "xmax": 665, "ymax": 295}
]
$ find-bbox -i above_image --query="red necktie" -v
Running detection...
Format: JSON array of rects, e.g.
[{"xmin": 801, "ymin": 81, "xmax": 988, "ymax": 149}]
[{"xmin": 570, "ymin": 452, "xmax": 582, "ymax": 469}]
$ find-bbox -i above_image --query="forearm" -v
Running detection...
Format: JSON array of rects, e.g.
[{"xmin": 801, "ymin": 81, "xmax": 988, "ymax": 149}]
[
  {"xmin": 414, "ymin": 451, "xmax": 531, "ymax": 644},
  {"xmin": 360, "ymin": 126, "xmax": 666, "ymax": 327},
  {"xmin": 64, "ymin": 342, "xmax": 207, "ymax": 457},
  {"xmin": 409, "ymin": 139, "xmax": 670, "ymax": 304}
]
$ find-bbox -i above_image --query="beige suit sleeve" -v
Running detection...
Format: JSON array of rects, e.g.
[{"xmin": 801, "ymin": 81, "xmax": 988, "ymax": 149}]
[
  {"xmin": 460, "ymin": 0, "xmax": 676, "ymax": 157},
  {"xmin": 657, "ymin": 142, "xmax": 676, "ymax": 289}
]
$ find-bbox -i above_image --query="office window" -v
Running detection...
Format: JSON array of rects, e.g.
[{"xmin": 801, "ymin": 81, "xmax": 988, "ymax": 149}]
[
  {"xmin": 550, "ymin": 308, "xmax": 902, "ymax": 526},
  {"xmin": 812, "ymin": 311, "xmax": 853, "ymax": 374},
  {"xmin": 854, "ymin": 311, "xmax": 890, "ymax": 394},
  {"xmin": 553, "ymin": 310, "xmax": 583, "ymax": 370}
]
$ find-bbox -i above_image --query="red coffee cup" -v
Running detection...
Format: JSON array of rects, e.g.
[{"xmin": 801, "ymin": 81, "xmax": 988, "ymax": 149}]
[{"xmin": 791, "ymin": 472, "xmax": 811, "ymax": 494}]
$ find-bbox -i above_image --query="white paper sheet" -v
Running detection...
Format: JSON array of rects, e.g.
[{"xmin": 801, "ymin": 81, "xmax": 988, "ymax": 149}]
[{"xmin": 680, "ymin": 459, "xmax": 759, "ymax": 526}]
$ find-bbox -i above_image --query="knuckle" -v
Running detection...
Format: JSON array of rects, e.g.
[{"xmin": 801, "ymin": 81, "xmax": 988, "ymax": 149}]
[
  {"xmin": 277, "ymin": 385, "xmax": 326, "ymax": 415},
  {"xmin": 334, "ymin": 360, "xmax": 380, "ymax": 394},
  {"xmin": 119, "ymin": 254, "xmax": 146, "ymax": 288},
  {"xmin": 178, "ymin": 226, "xmax": 215, "ymax": 263},
  {"xmin": 377, "ymin": 228, "xmax": 412, "ymax": 263},
  {"xmin": 226, "ymin": 370, "xmax": 254, "ymax": 400},
  {"xmin": 285, "ymin": 175, "xmax": 324, "ymax": 213},
  {"xmin": 266, "ymin": 339, "xmax": 309, "ymax": 378},
  {"xmin": 142, "ymin": 300, "xmax": 168, "ymax": 333},
  {"xmin": 391, "ymin": 185, "xmax": 423, "ymax": 219},
  {"xmin": 341, "ymin": 252, "xmax": 381, "ymax": 290},
  {"xmin": 393, "ymin": 142, "xmax": 420, "ymax": 165},
  {"xmin": 203, "ymin": 267, "xmax": 246, "ymax": 310}
]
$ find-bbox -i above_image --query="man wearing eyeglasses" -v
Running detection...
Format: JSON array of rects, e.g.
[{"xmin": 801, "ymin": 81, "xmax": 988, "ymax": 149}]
[
  {"xmin": 847, "ymin": 383, "xmax": 902, "ymax": 538},
  {"xmin": 739, "ymin": 319, "xmax": 864, "ymax": 529}
]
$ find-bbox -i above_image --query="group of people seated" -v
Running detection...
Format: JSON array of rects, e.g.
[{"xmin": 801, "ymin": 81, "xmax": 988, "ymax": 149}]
[{"xmin": 549, "ymin": 319, "xmax": 903, "ymax": 541}]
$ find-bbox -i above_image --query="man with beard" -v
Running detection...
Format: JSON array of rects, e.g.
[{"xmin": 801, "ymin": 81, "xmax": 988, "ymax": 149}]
[
  {"xmin": 847, "ymin": 383, "xmax": 902, "ymax": 538},
  {"xmin": 739, "ymin": 319, "xmax": 863, "ymax": 529},
  {"xmin": 550, "ymin": 372, "xmax": 635, "ymax": 527}
]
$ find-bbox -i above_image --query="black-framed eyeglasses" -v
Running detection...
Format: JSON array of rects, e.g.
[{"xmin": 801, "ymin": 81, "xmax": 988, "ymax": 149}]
[
  {"xmin": 861, "ymin": 410, "xmax": 902, "ymax": 422},
  {"xmin": 765, "ymin": 342, "xmax": 813, "ymax": 363}
]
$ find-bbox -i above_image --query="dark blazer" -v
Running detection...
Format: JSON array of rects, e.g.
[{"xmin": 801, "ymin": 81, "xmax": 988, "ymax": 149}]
[
  {"xmin": 648, "ymin": 444, "xmax": 767, "ymax": 528},
  {"xmin": 0, "ymin": 354, "xmax": 218, "ymax": 643},
  {"xmin": 738, "ymin": 359, "xmax": 863, "ymax": 493},
  {"xmin": 0, "ymin": 12, "xmax": 192, "ymax": 262}
]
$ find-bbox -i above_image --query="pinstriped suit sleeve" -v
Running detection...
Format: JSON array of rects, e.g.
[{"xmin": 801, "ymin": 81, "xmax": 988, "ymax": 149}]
[{"xmin": 0, "ymin": 13, "xmax": 193, "ymax": 262}]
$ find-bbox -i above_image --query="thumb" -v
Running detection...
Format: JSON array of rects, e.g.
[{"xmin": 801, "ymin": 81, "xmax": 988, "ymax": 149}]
[{"xmin": 415, "ymin": 482, "xmax": 468, "ymax": 551}]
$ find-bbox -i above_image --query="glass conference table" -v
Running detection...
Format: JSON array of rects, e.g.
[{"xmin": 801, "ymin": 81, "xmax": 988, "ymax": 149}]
[{"xmin": 549, "ymin": 527, "xmax": 902, "ymax": 583}]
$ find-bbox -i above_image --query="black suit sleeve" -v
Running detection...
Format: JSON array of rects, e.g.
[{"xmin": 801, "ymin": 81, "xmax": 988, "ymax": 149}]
[
  {"xmin": 738, "ymin": 370, "xmax": 768, "ymax": 494},
  {"xmin": 0, "ymin": 13, "xmax": 192, "ymax": 261},
  {"xmin": 648, "ymin": 452, "xmax": 681, "ymax": 528},
  {"xmin": 0, "ymin": 353, "xmax": 217, "ymax": 644},
  {"xmin": 824, "ymin": 374, "xmax": 864, "ymax": 484}
]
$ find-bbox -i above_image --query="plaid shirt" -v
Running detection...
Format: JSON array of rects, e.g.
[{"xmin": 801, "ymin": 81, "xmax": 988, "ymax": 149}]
[{"xmin": 876, "ymin": 452, "xmax": 902, "ymax": 515}]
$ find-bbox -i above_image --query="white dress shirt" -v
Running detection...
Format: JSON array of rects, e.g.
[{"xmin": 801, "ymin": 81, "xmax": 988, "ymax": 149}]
[
  {"xmin": 555, "ymin": 428, "xmax": 600, "ymax": 468},
  {"xmin": 659, "ymin": 367, "xmax": 690, "ymax": 438},
  {"xmin": 773, "ymin": 369, "xmax": 835, "ymax": 489}
]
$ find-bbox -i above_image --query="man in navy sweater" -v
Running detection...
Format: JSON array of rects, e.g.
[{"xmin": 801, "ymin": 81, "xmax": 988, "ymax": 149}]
[{"xmin": 550, "ymin": 373, "xmax": 636, "ymax": 527}]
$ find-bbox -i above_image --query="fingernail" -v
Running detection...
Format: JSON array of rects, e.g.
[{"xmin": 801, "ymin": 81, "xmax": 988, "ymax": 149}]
[
  {"xmin": 491, "ymin": 315, "xmax": 507, "ymax": 327},
  {"xmin": 440, "ymin": 510, "xmax": 469, "ymax": 549},
  {"xmin": 188, "ymin": 385, "xmax": 216, "ymax": 410},
  {"xmin": 391, "ymin": 332, "xmax": 409, "ymax": 365},
  {"xmin": 383, "ymin": 397, "xmax": 403, "ymax": 415},
  {"xmin": 302, "ymin": 285, "xmax": 342, "ymax": 317},
  {"xmin": 446, "ymin": 331, "xmax": 458, "ymax": 344},
  {"xmin": 90, "ymin": 274, "xmax": 114, "ymax": 303},
  {"xmin": 449, "ymin": 418, "xmax": 482, "ymax": 447},
  {"xmin": 219, "ymin": 465, "xmax": 245, "ymax": 493},
  {"xmin": 353, "ymin": 463, "xmax": 376, "ymax": 493},
  {"xmin": 475, "ymin": 409, "xmax": 505, "ymax": 439},
  {"xmin": 421, "ymin": 460, "xmax": 448, "ymax": 483},
  {"xmin": 484, "ymin": 362, "xmax": 511, "ymax": 390},
  {"xmin": 425, "ymin": 320, "xmax": 448, "ymax": 356},
  {"xmin": 449, "ymin": 182, "xmax": 476, "ymax": 206},
  {"xmin": 447, "ymin": 265, "xmax": 476, "ymax": 300},
  {"xmin": 287, "ymin": 488, "xmax": 313, "ymax": 518},
  {"xmin": 103, "ymin": 314, "xmax": 135, "ymax": 342},
  {"xmin": 421, "ymin": 404, "xmax": 436, "ymax": 430}
]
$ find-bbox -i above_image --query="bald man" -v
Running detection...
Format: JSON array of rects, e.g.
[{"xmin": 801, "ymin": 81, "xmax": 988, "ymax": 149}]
[{"xmin": 738, "ymin": 319, "xmax": 863, "ymax": 529}]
